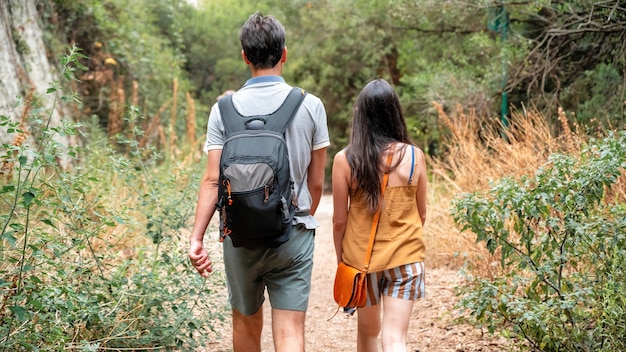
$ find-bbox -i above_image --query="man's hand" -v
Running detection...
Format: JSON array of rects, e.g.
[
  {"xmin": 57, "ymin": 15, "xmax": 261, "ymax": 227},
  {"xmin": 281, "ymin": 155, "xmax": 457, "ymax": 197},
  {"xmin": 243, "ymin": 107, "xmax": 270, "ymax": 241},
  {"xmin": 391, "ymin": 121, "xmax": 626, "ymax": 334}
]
[{"xmin": 189, "ymin": 240, "xmax": 212, "ymax": 278}]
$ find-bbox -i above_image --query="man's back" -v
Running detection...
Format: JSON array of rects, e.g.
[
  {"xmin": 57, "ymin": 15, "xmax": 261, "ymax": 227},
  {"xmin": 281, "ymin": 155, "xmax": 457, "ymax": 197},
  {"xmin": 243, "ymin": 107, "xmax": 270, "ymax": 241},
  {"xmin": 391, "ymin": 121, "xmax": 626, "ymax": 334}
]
[
  {"xmin": 206, "ymin": 78, "xmax": 329, "ymax": 228},
  {"xmin": 190, "ymin": 12, "xmax": 329, "ymax": 352}
]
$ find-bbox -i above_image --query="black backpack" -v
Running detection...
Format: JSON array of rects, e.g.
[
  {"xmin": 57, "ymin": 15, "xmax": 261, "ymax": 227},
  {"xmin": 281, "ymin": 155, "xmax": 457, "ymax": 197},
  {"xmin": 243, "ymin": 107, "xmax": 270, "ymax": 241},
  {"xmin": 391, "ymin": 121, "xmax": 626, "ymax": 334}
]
[{"xmin": 216, "ymin": 87, "xmax": 307, "ymax": 249}]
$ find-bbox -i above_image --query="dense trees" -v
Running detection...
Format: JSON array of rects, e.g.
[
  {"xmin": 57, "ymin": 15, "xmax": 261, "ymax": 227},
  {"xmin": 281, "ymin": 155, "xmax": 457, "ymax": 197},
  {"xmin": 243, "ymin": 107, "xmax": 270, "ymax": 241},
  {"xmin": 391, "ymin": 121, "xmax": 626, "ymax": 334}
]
[
  {"xmin": 17, "ymin": 1, "xmax": 619, "ymax": 156},
  {"xmin": 508, "ymin": 0, "xmax": 626, "ymax": 130}
]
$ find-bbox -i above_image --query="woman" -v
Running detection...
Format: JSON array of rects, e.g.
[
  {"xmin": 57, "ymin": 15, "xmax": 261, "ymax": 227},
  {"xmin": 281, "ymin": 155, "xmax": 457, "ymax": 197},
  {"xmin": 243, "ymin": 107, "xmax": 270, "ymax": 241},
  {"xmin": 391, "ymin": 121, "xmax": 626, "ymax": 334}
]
[{"xmin": 332, "ymin": 79, "xmax": 427, "ymax": 352}]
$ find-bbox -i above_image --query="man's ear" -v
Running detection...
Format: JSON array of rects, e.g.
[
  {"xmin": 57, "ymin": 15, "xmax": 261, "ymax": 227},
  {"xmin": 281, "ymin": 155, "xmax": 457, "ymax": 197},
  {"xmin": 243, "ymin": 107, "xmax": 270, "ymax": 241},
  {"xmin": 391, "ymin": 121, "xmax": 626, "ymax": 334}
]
[
  {"xmin": 241, "ymin": 50, "xmax": 251, "ymax": 64},
  {"xmin": 281, "ymin": 46, "xmax": 288, "ymax": 63}
]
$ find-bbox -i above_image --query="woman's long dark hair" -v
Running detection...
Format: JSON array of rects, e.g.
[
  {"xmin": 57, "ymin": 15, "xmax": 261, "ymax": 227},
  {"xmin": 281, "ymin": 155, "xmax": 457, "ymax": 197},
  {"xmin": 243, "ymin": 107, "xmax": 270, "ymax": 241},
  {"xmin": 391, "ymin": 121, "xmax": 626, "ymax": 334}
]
[{"xmin": 346, "ymin": 79, "xmax": 413, "ymax": 213}]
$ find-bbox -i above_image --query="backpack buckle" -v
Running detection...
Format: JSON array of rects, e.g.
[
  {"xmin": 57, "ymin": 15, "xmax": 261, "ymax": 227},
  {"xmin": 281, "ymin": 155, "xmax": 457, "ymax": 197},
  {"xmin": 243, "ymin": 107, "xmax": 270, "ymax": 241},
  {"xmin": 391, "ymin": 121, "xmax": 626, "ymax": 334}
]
[{"xmin": 223, "ymin": 179, "xmax": 233, "ymax": 205}]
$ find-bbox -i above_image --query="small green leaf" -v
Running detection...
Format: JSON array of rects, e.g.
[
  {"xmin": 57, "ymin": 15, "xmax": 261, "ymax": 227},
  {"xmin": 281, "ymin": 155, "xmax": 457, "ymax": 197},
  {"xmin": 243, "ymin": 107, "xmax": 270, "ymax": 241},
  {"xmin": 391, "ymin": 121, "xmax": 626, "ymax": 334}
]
[
  {"xmin": 41, "ymin": 218, "xmax": 57, "ymax": 228},
  {"xmin": 29, "ymin": 275, "xmax": 43, "ymax": 284},
  {"xmin": 22, "ymin": 191, "xmax": 35, "ymax": 205},
  {"xmin": 9, "ymin": 305, "xmax": 30, "ymax": 321},
  {"xmin": 1, "ymin": 185, "xmax": 15, "ymax": 193},
  {"xmin": 2, "ymin": 230, "xmax": 17, "ymax": 248}
]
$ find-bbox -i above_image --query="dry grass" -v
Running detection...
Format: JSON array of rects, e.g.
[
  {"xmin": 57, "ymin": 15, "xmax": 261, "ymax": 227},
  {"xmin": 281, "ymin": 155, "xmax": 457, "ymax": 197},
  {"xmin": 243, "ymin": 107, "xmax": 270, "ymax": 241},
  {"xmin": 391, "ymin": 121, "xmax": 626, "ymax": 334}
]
[
  {"xmin": 139, "ymin": 98, "xmax": 171, "ymax": 149},
  {"xmin": 74, "ymin": 79, "xmax": 203, "ymax": 266},
  {"xmin": 170, "ymin": 77, "xmax": 179, "ymax": 150},
  {"xmin": 425, "ymin": 102, "xmax": 585, "ymax": 273},
  {"xmin": 107, "ymin": 79, "xmax": 125, "ymax": 138},
  {"xmin": 185, "ymin": 92, "xmax": 197, "ymax": 148}
]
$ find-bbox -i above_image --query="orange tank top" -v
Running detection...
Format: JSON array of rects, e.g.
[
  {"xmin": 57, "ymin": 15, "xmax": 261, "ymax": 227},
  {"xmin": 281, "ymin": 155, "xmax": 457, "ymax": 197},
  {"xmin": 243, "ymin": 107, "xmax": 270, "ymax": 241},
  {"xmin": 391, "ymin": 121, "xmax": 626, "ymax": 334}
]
[{"xmin": 341, "ymin": 185, "xmax": 425, "ymax": 272}]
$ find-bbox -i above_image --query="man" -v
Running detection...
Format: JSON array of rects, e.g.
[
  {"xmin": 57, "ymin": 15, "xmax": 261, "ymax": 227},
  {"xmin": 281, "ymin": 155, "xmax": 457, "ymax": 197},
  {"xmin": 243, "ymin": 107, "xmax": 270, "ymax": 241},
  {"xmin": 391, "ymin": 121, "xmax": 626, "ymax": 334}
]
[{"xmin": 188, "ymin": 12, "xmax": 329, "ymax": 352}]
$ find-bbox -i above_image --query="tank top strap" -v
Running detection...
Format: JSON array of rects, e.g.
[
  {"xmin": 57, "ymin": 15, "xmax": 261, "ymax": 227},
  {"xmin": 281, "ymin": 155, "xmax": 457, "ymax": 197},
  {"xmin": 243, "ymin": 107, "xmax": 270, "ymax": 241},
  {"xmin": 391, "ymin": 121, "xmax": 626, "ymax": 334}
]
[{"xmin": 408, "ymin": 146, "xmax": 415, "ymax": 185}]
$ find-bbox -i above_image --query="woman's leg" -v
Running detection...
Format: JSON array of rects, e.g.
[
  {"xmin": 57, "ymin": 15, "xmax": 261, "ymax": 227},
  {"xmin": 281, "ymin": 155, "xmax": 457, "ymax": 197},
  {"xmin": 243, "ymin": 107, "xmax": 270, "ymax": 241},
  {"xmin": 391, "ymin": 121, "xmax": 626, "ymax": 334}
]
[
  {"xmin": 357, "ymin": 304, "xmax": 382, "ymax": 352},
  {"xmin": 380, "ymin": 296, "xmax": 415, "ymax": 352}
]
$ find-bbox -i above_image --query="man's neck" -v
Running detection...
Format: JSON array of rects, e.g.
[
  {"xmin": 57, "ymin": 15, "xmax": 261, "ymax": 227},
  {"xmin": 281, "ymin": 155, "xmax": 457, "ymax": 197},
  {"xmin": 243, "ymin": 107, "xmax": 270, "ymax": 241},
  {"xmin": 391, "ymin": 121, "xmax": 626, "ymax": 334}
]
[{"xmin": 250, "ymin": 65, "xmax": 282, "ymax": 78}]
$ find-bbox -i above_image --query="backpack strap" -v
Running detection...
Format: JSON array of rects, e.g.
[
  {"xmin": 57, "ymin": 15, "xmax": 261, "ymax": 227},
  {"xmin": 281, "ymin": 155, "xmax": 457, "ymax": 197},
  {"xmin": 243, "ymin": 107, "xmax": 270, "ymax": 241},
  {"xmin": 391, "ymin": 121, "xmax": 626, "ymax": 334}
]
[
  {"xmin": 217, "ymin": 95, "xmax": 241, "ymax": 137},
  {"xmin": 266, "ymin": 87, "xmax": 307, "ymax": 133},
  {"xmin": 218, "ymin": 87, "xmax": 307, "ymax": 136}
]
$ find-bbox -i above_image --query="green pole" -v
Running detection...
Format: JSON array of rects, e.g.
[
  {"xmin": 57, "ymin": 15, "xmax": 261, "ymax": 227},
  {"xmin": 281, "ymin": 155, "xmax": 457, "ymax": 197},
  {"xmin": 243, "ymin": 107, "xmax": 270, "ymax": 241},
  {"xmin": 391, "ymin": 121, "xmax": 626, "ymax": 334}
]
[
  {"xmin": 488, "ymin": 4, "xmax": 509, "ymax": 128},
  {"xmin": 500, "ymin": 7, "xmax": 509, "ymax": 127}
]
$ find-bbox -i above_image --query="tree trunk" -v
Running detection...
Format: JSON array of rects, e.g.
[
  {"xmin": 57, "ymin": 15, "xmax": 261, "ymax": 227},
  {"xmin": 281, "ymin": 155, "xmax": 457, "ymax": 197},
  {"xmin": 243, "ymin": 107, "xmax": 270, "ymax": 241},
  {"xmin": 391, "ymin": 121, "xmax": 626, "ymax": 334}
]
[{"xmin": 0, "ymin": 0, "xmax": 72, "ymax": 167}]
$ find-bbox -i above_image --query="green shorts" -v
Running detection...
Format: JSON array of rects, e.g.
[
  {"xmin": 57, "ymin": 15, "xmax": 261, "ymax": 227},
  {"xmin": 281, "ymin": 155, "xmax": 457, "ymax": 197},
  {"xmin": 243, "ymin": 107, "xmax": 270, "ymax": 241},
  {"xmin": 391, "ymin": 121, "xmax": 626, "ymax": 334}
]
[{"xmin": 223, "ymin": 224, "xmax": 315, "ymax": 316}]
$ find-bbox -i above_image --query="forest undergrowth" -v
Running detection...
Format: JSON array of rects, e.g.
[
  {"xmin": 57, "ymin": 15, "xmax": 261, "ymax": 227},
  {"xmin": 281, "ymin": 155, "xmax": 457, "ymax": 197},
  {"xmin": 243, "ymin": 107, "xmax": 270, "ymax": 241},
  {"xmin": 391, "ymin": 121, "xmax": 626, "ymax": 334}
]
[
  {"xmin": 429, "ymin": 102, "xmax": 626, "ymax": 351},
  {"xmin": 1, "ymin": 45, "xmax": 625, "ymax": 351}
]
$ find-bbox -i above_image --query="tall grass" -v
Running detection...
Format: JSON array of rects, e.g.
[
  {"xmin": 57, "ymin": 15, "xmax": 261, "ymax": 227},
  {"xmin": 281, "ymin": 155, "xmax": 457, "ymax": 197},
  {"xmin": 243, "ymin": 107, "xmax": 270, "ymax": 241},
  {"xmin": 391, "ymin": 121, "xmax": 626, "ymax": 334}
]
[
  {"xmin": 429, "ymin": 100, "xmax": 626, "ymax": 350},
  {"xmin": 0, "ymin": 45, "xmax": 226, "ymax": 351},
  {"xmin": 425, "ymin": 102, "xmax": 584, "ymax": 272}
]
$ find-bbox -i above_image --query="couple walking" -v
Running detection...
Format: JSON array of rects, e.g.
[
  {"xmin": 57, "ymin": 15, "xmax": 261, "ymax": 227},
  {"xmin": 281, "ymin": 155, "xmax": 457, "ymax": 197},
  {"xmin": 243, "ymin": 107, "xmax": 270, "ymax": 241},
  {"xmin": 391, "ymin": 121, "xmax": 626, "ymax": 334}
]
[{"xmin": 189, "ymin": 11, "xmax": 427, "ymax": 352}]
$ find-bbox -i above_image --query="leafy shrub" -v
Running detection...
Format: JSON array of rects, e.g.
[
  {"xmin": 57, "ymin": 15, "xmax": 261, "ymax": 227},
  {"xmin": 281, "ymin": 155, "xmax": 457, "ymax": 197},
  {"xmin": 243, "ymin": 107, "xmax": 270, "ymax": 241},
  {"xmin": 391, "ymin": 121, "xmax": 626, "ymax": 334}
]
[
  {"xmin": 453, "ymin": 131, "xmax": 626, "ymax": 351},
  {"xmin": 0, "ymin": 45, "xmax": 227, "ymax": 351}
]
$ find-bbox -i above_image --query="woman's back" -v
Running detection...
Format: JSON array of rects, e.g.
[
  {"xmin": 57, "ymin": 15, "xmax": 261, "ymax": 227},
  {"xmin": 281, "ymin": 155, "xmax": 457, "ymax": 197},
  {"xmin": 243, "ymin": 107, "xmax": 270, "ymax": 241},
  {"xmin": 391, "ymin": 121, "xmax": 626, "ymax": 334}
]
[
  {"xmin": 384, "ymin": 143, "xmax": 419, "ymax": 188},
  {"xmin": 331, "ymin": 79, "xmax": 428, "ymax": 351}
]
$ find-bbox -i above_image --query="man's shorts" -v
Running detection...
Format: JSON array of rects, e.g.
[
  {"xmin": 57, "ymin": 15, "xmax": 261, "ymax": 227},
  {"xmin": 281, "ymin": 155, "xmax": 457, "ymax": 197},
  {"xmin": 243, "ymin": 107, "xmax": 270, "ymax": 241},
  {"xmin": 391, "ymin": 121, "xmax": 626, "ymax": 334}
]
[
  {"xmin": 364, "ymin": 262, "xmax": 425, "ymax": 306},
  {"xmin": 223, "ymin": 224, "xmax": 315, "ymax": 316}
]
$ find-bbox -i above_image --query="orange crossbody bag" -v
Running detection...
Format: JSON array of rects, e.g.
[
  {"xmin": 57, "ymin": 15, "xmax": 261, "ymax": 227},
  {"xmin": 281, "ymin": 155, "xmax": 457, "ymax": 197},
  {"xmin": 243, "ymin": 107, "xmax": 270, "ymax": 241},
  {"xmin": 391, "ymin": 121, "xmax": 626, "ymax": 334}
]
[{"xmin": 333, "ymin": 145, "xmax": 395, "ymax": 309}]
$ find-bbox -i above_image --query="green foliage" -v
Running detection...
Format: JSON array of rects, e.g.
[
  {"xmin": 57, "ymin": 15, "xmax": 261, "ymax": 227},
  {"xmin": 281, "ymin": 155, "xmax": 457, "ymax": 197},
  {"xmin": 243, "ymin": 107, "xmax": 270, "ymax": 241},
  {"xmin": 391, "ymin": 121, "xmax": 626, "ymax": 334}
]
[
  {"xmin": 503, "ymin": 0, "xmax": 626, "ymax": 130},
  {"xmin": 37, "ymin": 0, "xmax": 626, "ymax": 164},
  {"xmin": 44, "ymin": 0, "xmax": 197, "ymax": 144},
  {"xmin": 88, "ymin": 0, "xmax": 190, "ymax": 108},
  {"xmin": 560, "ymin": 64, "xmax": 626, "ymax": 132},
  {"xmin": 387, "ymin": 1, "xmax": 504, "ymax": 154},
  {"xmin": 178, "ymin": 0, "xmax": 257, "ymax": 101},
  {"xmin": 288, "ymin": 0, "xmax": 415, "ymax": 159},
  {"xmin": 11, "ymin": 30, "xmax": 31, "ymax": 55},
  {"xmin": 284, "ymin": 0, "xmax": 513, "ymax": 156},
  {"xmin": 453, "ymin": 131, "xmax": 626, "ymax": 351},
  {"xmin": 0, "ymin": 46, "xmax": 227, "ymax": 351}
]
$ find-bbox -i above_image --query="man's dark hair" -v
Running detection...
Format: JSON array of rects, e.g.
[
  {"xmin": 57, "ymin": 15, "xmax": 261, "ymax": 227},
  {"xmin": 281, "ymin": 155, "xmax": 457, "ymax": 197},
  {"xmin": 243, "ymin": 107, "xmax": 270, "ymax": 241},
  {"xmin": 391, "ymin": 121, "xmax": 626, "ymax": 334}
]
[{"xmin": 239, "ymin": 12, "xmax": 285, "ymax": 69}]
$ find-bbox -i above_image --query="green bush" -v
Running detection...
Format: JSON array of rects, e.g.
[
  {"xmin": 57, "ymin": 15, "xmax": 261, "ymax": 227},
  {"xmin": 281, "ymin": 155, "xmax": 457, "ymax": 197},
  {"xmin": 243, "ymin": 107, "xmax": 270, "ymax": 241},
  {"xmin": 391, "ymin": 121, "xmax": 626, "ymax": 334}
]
[
  {"xmin": 0, "ymin": 45, "xmax": 227, "ymax": 351},
  {"xmin": 453, "ymin": 131, "xmax": 626, "ymax": 351},
  {"xmin": 560, "ymin": 64, "xmax": 626, "ymax": 132}
]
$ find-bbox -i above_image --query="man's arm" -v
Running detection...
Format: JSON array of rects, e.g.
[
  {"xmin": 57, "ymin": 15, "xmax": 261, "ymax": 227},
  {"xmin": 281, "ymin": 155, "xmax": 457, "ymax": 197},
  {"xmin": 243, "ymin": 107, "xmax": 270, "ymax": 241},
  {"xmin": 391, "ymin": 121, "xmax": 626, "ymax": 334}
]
[
  {"xmin": 188, "ymin": 149, "xmax": 221, "ymax": 278},
  {"xmin": 306, "ymin": 147, "xmax": 327, "ymax": 216}
]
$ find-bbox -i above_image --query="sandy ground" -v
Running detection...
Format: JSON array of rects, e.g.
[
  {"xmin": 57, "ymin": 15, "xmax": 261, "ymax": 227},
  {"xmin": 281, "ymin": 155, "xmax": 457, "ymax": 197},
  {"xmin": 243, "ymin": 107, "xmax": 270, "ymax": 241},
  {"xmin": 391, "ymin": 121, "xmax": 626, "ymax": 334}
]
[{"xmin": 199, "ymin": 194, "xmax": 511, "ymax": 351}]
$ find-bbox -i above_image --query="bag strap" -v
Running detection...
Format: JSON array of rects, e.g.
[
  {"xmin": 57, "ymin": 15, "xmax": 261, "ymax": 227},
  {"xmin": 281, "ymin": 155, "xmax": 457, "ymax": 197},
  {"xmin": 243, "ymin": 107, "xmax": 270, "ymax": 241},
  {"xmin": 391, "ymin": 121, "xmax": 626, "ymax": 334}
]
[
  {"xmin": 218, "ymin": 87, "xmax": 306, "ymax": 136},
  {"xmin": 361, "ymin": 143, "xmax": 396, "ymax": 273}
]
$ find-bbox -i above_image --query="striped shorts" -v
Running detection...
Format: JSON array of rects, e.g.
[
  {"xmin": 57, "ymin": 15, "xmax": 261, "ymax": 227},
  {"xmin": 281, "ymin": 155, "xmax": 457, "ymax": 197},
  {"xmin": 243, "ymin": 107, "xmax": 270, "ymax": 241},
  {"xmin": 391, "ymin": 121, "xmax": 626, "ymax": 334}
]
[{"xmin": 365, "ymin": 262, "xmax": 425, "ymax": 306}]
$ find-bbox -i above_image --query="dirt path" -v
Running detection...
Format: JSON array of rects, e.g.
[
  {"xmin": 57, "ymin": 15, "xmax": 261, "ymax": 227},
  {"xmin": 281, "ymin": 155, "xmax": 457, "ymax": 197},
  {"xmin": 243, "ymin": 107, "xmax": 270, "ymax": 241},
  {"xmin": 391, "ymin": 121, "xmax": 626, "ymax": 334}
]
[{"xmin": 202, "ymin": 195, "xmax": 509, "ymax": 351}]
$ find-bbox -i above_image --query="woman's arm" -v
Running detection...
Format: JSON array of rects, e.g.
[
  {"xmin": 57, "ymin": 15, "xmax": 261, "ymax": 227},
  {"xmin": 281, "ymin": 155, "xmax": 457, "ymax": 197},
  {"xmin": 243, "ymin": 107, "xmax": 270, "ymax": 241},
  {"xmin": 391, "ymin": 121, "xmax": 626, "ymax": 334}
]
[
  {"xmin": 332, "ymin": 150, "xmax": 351, "ymax": 264},
  {"xmin": 414, "ymin": 147, "xmax": 428, "ymax": 226}
]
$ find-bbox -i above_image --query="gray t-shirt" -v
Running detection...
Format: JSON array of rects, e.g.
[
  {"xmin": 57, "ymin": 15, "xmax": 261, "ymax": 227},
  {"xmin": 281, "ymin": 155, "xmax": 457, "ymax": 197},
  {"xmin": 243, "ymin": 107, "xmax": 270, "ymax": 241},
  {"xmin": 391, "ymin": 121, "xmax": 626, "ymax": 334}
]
[{"xmin": 204, "ymin": 79, "xmax": 330, "ymax": 229}]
